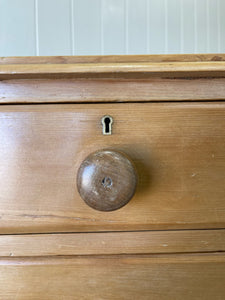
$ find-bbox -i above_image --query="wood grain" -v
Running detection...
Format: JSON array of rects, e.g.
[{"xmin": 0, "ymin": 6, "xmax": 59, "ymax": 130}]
[
  {"xmin": 1, "ymin": 78, "xmax": 225, "ymax": 104},
  {"xmin": 1, "ymin": 53, "xmax": 225, "ymax": 64},
  {"xmin": 0, "ymin": 102, "xmax": 224, "ymax": 233},
  {"xmin": 0, "ymin": 55, "xmax": 224, "ymax": 298},
  {"xmin": 1, "ymin": 61, "xmax": 225, "ymax": 80},
  {"xmin": 0, "ymin": 254, "xmax": 224, "ymax": 299},
  {"xmin": 1, "ymin": 54, "xmax": 225, "ymax": 104},
  {"xmin": 0, "ymin": 230, "xmax": 224, "ymax": 257}
]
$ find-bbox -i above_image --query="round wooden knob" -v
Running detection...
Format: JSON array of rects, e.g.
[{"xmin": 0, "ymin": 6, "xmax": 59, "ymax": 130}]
[{"xmin": 77, "ymin": 150, "xmax": 137, "ymax": 211}]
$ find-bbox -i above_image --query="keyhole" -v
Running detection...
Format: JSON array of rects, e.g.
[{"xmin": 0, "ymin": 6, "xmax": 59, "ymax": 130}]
[
  {"xmin": 104, "ymin": 117, "xmax": 110, "ymax": 133},
  {"xmin": 101, "ymin": 115, "xmax": 113, "ymax": 135}
]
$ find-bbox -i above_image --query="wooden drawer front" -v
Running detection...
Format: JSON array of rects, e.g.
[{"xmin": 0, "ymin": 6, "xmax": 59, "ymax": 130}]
[
  {"xmin": 0, "ymin": 254, "xmax": 224, "ymax": 299},
  {"xmin": 0, "ymin": 102, "xmax": 224, "ymax": 233}
]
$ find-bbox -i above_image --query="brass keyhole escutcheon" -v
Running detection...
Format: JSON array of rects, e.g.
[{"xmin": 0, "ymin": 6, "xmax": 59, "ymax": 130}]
[{"xmin": 101, "ymin": 115, "xmax": 113, "ymax": 135}]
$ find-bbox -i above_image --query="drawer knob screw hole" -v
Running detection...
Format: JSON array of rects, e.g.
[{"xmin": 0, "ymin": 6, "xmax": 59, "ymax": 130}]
[
  {"xmin": 101, "ymin": 115, "xmax": 113, "ymax": 135},
  {"xmin": 102, "ymin": 176, "xmax": 113, "ymax": 188}
]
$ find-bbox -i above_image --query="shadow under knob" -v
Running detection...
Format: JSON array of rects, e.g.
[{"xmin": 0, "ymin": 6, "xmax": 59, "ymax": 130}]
[{"xmin": 77, "ymin": 150, "xmax": 137, "ymax": 211}]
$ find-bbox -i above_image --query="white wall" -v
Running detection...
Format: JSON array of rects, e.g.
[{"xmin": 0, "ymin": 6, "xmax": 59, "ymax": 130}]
[{"xmin": 0, "ymin": 0, "xmax": 224, "ymax": 57}]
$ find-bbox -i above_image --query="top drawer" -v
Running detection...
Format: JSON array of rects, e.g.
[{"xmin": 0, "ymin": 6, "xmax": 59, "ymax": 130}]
[{"xmin": 0, "ymin": 102, "xmax": 224, "ymax": 234}]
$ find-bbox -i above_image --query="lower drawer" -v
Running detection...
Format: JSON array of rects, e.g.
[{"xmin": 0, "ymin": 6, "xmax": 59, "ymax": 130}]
[{"xmin": 1, "ymin": 254, "xmax": 225, "ymax": 299}]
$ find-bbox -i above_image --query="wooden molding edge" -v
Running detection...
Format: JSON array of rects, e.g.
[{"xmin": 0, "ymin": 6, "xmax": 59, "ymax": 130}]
[
  {"xmin": 1, "ymin": 54, "xmax": 225, "ymax": 103},
  {"xmin": 1, "ymin": 77, "xmax": 225, "ymax": 104},
  {"xmin": 0, "ymin": 61, "xmax": 225, "ymax": 80},
  {"xmin": 1, "ymin": 53, "xmax": 225, "ymax": 65},
  {"xmin": 0, "ymin": 229, "xmax": 224, "ymax": 257}
]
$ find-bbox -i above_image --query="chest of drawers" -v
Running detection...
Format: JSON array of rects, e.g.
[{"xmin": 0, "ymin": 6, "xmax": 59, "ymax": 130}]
[{"xmin": 0, "ymin": 54, "xmax": 225, "ymax": 299}]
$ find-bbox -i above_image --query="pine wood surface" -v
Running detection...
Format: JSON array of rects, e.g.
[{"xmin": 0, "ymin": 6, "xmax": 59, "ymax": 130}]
[
  {"xmin": 1, "ymin": 61, "xmax": 225, "ymax": 80},
  {"xmin": 0, "ymin": 54, "xmax": 225, "ymax": 81},
  {"xmin": 1, "ymin": 54, "xmax": 225, "ymax": 104},
  {"xmin": 0, "ymin": 254, "xmax": 224, "ymax": 300},
  {"xmin": 0, "ymin": 55, "xmax": 224, "ymax": 298},
  {"xmin": 1, "ymin": 53, "xmax": 225, "ymax": 64},
  {"xmin": 0, "ymin": 102, "xmax": 224, "ymax": 233},
  {"xmin": 1, "ymin": 77, "xmax": 225, "ymax": 104},
  {"xmin": 0, "ymin": 229, "xmax": 224, "ymax": 257}
]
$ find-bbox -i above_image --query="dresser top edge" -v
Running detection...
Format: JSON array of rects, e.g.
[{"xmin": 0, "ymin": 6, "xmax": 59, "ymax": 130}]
[{"xmin": 0, "ymin": 54, "xmax": 224, "ymax": 81}]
